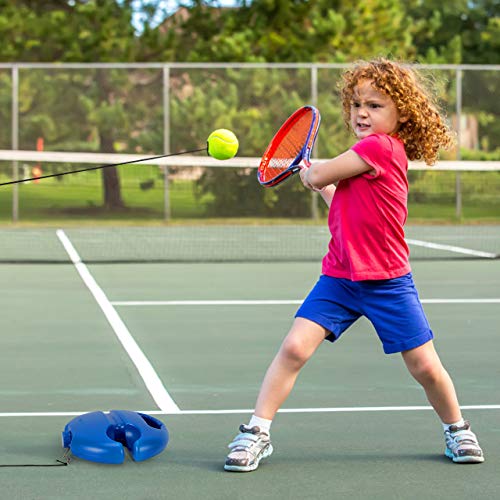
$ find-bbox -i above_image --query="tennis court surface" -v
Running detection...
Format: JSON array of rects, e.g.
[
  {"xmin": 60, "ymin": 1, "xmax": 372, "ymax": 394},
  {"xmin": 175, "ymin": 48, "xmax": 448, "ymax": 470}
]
[{"xmin": 0, "ymin": 226, "xmax": 498, "ymax": 499}]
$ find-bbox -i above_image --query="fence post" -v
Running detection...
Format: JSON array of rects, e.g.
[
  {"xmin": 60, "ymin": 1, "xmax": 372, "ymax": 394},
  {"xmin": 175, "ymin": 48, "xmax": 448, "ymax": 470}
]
[
  {"xmin": 310, "ymin": 65, "xmax": 319, "ymax": 220},
  {"xmin": 11, "ymin": 66, "xmax": 19, "ymax": 222},
  {"xmin": 455, "ymin": 68, "xmax": 463, "ymax": 219},
  {"xmin": 163, "ymin": 65, "xmax": 171, "ymax": 221}
]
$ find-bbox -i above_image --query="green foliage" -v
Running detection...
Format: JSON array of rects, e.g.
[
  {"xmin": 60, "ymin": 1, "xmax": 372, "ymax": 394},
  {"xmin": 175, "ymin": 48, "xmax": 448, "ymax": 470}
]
[
  {"xmin": 405, "ymin": 0, "xmax": 500, "ymax": 64},
  {"xmin": 167, "ymin": 66, "xmax": 317, "ymax": 214},
  {"xmin": 0, "ymin": 0, "xmax": 163, "ymax": 208},
  {"xmin": 158, "ymin": 0, "xmax": 499, "ymax": 65},
  {"xmin": 462, "ymin": 70, "xmax": 500, "ymax": 150},
  {"xmin": 461, "ymin": 148, "xmax": 500, "ymax": 161},
  {"xmin": 408, "ymin": 169, "xmax": 500, "ymax": 211},
  {"xmin": 162, "ymin": 0, "xmax": 418, "ymax": 63},
  {"xmin": 0, "ymin": 0, "xmax": 498, "ymax": 218},
  {"xmin": 0, "ymin": 0, "xmax": 138, "ymax": 62},
  {"xmin": 195, "ymin": 166, "xmax": 313, "ymax": 217},
  {"xmin": 0, "ymin": 71, "xmax": 11, "ymax": 148}
]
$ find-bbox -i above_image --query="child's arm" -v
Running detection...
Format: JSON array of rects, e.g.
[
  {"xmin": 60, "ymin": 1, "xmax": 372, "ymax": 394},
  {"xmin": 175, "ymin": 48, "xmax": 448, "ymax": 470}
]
[
  {"xmin": 299, "ymin": 169, "xmax": 336, "ymax": 207},
  {"xmin": 303, "ymin": 150, "xmax": 374, "ymax": 190},
  {"xmin": 318, "ymin": 184, "xmax": 336, "ymax": 206}
]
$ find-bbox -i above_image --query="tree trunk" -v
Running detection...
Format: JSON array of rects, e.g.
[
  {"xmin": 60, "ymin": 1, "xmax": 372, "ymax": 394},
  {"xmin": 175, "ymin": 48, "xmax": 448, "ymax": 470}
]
[
  {"xmin": 96, "ymin": 70, "xmax": 125, "ymax": 210},
  {"xmin": 100, "ymin": 132, "xmax": 125, "ymax": 209}
]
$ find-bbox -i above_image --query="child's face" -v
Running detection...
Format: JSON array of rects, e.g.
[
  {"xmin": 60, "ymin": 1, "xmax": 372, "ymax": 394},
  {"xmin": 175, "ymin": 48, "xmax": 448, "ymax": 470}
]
[{"xmin": 350, "ymin": 79, "xmax": 404, "ymax": 139}]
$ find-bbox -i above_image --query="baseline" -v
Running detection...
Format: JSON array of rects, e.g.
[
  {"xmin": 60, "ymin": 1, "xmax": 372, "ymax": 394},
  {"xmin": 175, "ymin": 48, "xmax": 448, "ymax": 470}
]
[{"xmin": 0, "ymin": 404, "xmax": 499, "ymax": 418}]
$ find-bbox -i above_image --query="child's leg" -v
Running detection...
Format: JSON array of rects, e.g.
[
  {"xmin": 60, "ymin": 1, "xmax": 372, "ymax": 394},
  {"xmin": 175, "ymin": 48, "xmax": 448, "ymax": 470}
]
[
  {"xmin": 401, "ymin": 340, "xmax": 462, "ymax": 423},
  {"xmin": 224, "ymin": 318, "xmax": 326, "ymax": 472},
  {"xmin": 254, "ymin": 317, "xmax": 327, "ymax": 420},
  {"xmin": 402, "ymin": 340, "xmax": 484, "ymax": 463}
]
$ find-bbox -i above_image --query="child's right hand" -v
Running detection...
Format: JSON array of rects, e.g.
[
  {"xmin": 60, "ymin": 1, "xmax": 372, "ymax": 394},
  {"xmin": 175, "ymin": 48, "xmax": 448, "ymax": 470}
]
[{"xmin": 300, "ymin": 165, "xmax": 323, "ymax": 192}]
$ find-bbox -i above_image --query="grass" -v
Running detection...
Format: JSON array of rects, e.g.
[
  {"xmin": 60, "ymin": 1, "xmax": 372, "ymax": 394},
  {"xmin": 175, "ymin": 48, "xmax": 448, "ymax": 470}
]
[
  {"xmin": 0, "ymin": 178, "xmax": 207, "ymax": 222},
  {"xmin": 408, "ymin": 201, "xmax": 500, "ymax": 223}
]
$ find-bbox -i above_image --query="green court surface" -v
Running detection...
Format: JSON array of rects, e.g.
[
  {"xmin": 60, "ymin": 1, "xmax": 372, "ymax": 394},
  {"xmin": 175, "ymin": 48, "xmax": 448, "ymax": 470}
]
[{"xmin": 0, "ymin": 259, "xmax": 498, "ymax": 499}]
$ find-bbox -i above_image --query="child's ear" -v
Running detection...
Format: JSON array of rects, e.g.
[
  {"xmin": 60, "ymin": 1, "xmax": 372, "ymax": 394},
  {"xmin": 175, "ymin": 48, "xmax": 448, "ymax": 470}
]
[{"xmin": 399, "ymin": 114, "xmax": 409, "ymax": 123}]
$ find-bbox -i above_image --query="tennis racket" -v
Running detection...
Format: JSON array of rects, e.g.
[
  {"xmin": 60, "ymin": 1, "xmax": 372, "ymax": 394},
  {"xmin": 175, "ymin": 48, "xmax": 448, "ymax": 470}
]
[{"xmin": 257, "ymin": 105, "xmax": 321, "ymax": 188}]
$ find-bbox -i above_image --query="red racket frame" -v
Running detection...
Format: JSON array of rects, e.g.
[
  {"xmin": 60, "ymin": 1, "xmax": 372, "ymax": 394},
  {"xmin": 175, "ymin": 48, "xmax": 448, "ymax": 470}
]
[{"xmin": 257, "ymin": 106, "xmax": 321, "ymax": 187}]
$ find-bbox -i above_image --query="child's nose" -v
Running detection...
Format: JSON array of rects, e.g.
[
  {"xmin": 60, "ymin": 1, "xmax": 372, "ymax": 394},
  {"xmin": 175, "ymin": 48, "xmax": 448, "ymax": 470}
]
[{"xmin": 358, "ymin": 106, "xmax": 368, "ymax": 117}]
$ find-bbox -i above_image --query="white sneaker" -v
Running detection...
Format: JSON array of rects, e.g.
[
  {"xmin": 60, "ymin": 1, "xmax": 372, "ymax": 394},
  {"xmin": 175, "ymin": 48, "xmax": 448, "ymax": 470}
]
[
  {"xmin": 224, "ymin": 425, "xmax": 273, "ymax": 472},
  {"xmin": 444, "ymin": 420, "xmax": 484, "ymax": 463}
]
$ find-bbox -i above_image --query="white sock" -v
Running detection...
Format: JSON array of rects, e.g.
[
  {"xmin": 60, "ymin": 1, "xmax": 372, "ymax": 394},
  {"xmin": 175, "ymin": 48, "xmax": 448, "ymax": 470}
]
[
  {"xmin": 248, "ymin": 415, "xmax": 272, "ymax": 435},
  {"xmin": 442, "ymin": 418, "xmax": 465, "ymax": 431}
]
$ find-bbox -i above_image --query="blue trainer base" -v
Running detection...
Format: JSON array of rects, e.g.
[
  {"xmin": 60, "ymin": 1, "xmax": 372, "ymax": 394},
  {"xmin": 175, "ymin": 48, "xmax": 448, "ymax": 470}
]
[{"xmin": 62, "ymin": 410, "xmax": 169, "ymax": 464}]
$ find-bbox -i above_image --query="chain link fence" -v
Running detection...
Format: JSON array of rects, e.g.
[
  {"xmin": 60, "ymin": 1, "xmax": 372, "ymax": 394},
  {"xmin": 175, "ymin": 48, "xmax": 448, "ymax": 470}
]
[{"xmin": 0, "ymin": 63, "xmax": 499, "ymax": 222}]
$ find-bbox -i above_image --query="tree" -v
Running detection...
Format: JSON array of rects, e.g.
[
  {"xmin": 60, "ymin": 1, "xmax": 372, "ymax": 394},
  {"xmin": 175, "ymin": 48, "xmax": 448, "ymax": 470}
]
[
  {"xmin": 159, "ymin": 0, "xmax": 417, "ymax": 63},
  {"xmin": 0, "ymin": 0, "xmax": 164, "ymax": 209},
  {"xmin": 1, "ymin": 0, "xmax": 498, "ymax": 217},
  {"xmin": 405, "ymin": 0, "xmax": 500, "ymax": 64}
]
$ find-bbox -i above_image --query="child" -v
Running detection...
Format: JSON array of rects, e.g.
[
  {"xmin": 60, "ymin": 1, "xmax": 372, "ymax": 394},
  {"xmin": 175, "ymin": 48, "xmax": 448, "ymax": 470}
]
[{"xmin": 224, "ymin": 58, "xmax": 484, "ymax": 472}]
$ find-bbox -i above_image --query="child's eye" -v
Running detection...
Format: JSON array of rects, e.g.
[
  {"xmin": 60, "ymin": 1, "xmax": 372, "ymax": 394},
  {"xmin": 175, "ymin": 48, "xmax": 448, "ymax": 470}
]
[
  {"xmin": 369, "ymin": 103, "xmax": 381, "ymax": 108},
  {"xmin": 351, "ymin": 102, "xmax": 360, "ymax": 107}
]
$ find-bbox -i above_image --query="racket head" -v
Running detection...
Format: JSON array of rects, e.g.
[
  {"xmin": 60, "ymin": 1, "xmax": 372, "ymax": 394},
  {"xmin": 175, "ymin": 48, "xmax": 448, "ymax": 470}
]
[{"xmin": 257, "ymin": 105, "xmax": 321, "ymax": 187}]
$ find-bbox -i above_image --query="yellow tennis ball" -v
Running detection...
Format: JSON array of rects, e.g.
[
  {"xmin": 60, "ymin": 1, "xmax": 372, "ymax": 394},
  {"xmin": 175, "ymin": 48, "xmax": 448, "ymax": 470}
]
[{"xmin": 207, "ymin": 129, "xmax": 239, "ymax": 160}]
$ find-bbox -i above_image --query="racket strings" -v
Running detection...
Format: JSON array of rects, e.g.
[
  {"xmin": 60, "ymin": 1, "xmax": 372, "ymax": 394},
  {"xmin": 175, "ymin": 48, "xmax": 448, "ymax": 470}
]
[{"xmin": 265, "ymin": 114, "xmax": 313, "ymax": 179}]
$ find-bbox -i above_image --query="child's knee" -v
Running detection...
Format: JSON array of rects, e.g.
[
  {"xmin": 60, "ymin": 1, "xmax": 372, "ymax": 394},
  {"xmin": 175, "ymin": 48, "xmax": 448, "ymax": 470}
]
[
  {"xmin": 408, "ymin": 358, "xmax": 443, "ymax": 386},
  {"xmin": 402, "ymin": 342, "xmax": 445, "ymax": 386},
  {"xmin": 278, "ymin": 318, "xmax": 326, "ymax": 368},
  {"xmin": 280, "ymin": 336, "xmax": 311, "ymax": 367}
]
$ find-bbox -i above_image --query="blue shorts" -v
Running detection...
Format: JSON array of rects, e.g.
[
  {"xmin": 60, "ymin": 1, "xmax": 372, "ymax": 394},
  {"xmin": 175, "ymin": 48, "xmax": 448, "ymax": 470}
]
[{"xmin": 295, "ymin": 273, "xmax": 433, "ymax": 354}]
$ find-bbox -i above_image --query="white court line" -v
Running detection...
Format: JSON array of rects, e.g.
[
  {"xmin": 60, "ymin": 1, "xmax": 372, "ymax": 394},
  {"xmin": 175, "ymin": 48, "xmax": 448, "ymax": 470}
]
[
  {"xmin": 111, "ymin": 299, "xmax": 500, "ymax": 306},
  {"xmin": 420, "ymin": 298, "xmax": 500, "ymax": 304},
  {"xmin": 171, "ymin": 405, "xmax": 500, "ymax": 415},
  {"xmin": 56, "ymin": 229, "xmax": 180, "ymax": 414},
  {"xmin": 406, "ymin": 238, "xmax": 497, "ymax": 259},
  {"xmin": 112, "ymin": 300, "xmax": 302, "ymax": 306},
  {"xmin": 1, "ymin": 405, "xmax": 499, "ymax": 418}
]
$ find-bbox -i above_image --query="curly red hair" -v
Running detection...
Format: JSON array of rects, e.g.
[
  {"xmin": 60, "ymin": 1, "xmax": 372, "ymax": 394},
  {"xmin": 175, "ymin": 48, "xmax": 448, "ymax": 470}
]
[{"xmin": 340, "ymin": 58, "xmax": 455, "ymax": 165}]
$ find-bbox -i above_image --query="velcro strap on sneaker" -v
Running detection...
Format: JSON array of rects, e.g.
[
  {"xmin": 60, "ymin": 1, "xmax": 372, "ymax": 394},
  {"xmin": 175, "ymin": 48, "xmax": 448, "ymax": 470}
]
[
  {"xmin": 452, "ymin": 430, "xmax": 478, "ymax": 444},
  {"xmin": 228, "ymin": 433, "xmax": 260, "ymax": 450}
]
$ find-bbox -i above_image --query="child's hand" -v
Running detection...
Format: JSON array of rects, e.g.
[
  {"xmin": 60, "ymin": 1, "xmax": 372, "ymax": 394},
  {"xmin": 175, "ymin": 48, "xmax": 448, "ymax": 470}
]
[
  {"xmin": 300, "ymin": 165, "xmax": 323, "ymax": 192},
  {"xmin": 299, "ymin": 167, "xmax": 313, "ymax": 190}
]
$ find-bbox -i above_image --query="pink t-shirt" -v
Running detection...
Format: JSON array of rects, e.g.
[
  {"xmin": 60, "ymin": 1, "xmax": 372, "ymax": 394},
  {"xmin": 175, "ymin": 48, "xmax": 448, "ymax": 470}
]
[{"xmin": 321, "ymin": 133, "xmax": 411, "ymax": 281}]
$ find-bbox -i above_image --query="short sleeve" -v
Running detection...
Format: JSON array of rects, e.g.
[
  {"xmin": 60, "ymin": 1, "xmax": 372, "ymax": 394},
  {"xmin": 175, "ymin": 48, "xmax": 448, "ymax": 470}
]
[{"xmin": 351, "ymin": 134, "xmax": 393, "ymax": 179}]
